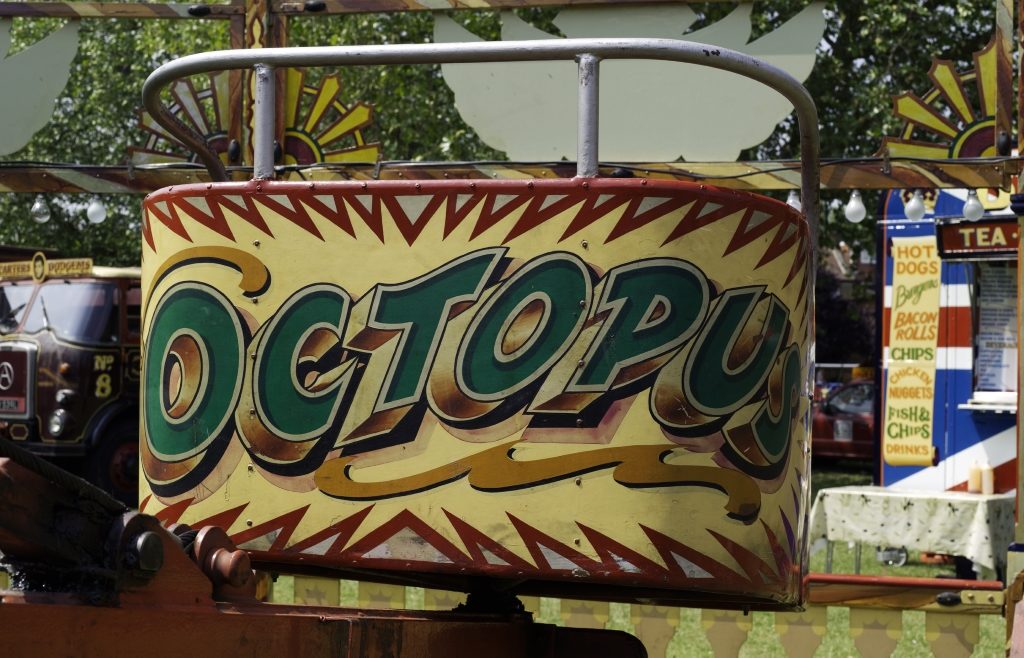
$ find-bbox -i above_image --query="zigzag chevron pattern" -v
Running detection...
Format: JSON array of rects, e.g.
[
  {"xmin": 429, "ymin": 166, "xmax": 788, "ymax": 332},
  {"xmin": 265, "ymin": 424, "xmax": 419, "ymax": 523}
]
[
  {"xmin": 140, "ymin": 496, "xmax": 790, "ymax": 595},
  {"xmin": 143, "ymin": 180, "xmax": 808, "ymax": 288}
]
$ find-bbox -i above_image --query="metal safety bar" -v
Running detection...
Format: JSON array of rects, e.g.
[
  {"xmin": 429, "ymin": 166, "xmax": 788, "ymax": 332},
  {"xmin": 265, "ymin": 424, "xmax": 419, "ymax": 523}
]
[{"xmin": 142, "ymin": 38, "xmax": 820, "ymax": 249}]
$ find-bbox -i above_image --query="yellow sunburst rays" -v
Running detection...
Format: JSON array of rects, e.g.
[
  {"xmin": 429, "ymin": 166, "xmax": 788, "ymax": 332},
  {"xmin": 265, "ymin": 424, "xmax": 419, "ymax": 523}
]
[
  {"xmin": 880, "ymin": 37, "xmax": 1010, "ymax": 210},
  {"xmin": 283, "ymin": 68, "xmax": 380, "ymax": 167},
  {"xmin": 132, "ymin": 73, "xmax": 232, "ymax": 165},
  {"xmin": 882, "ymin": 38, "xmax": 999, "ymax": 161},
  {"xmin": 133, "ymin": 69, "xmax": 380, "ymax": 168}
]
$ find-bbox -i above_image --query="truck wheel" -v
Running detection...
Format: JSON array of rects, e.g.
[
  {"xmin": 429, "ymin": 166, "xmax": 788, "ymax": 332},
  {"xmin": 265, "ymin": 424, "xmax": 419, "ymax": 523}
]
[{"xmin": 86, "ymin": 421, "xmax": 139, "ymax": 507}]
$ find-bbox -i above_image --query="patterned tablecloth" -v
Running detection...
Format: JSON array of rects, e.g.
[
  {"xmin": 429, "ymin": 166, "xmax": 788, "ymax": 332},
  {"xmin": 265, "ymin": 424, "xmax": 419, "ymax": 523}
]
[{"xmin": 808, "ymin": 485, "xmax": 1015, "ymax": 573}]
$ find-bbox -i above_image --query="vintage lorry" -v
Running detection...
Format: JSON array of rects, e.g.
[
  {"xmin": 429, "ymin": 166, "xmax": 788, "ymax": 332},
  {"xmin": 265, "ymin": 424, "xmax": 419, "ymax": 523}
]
[
  {"xmin": 0, "ymin": 36, "xmax": 819, "ymax": 656},
  {"xmin": 0, "ymin": 254, "xmax": 140, "ymax": 504}
]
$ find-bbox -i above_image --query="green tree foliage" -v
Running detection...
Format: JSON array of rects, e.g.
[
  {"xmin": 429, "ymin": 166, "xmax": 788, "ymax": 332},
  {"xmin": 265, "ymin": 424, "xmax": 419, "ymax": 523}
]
[
  {"xmin": 288, "ymin": 11, "xmax": 504, "ymax": 161},
  {"xmin": 0, "ymin": 14, "xmax": 229, "ymax": 265},
  {"xmin": 741, "ymin": 1, "xmax": 993, "ymax": 253},
  {"xmin": 0, "ymin": 1, "xmax": 1002, "ymax": 268}
]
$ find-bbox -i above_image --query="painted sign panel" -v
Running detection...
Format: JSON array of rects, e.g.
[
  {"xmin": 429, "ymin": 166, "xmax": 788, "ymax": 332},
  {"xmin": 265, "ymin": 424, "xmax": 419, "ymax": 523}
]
[
  {"xmin": 0, "ymin": 18, "xmax": 79, "ymax": 156},
  {"xmin": 0, "ymin": 254, "xmax": 93, "ymax": 281},
  {"xmin": 936, "ymin": 218, "xmax": 1019, "ymax": 259},
  {"xmin": 139, "ymin": 179, "xmax": 811, "ymax": 607},
  {"xmin": 435, "ymin": 4, "xmax": 825, "ymax": 162},
  {"xmin": 883, "ymin": 236, "xmax": 941, "ymax": 466}
]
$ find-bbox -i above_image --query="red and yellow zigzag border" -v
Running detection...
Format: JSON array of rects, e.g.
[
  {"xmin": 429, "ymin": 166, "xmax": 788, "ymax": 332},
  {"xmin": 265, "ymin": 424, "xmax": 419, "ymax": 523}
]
[
  {"xmin": 144, "ymin": 179, "xmax": 808, "ymax": 293},
  {"xmin": 141, "ymin": 494, "xmax": 798, "ymax": 604}
]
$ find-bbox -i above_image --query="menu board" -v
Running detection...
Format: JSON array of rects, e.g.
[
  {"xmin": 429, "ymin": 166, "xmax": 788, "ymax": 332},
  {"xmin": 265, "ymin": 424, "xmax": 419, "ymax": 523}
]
[
  {"xmin": 976, "ymin": 263, "xmax": 1017, "ymax": 392},
  {"xmin": 883, "ymin": 236, "xmax": 940, "ymax": 467}
]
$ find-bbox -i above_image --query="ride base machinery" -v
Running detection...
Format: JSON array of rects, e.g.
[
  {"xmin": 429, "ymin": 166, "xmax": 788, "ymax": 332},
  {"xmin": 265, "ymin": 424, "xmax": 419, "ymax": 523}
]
[{"xmin": 0, "ymin": 38, "xmax": 818, "ymax": 656}]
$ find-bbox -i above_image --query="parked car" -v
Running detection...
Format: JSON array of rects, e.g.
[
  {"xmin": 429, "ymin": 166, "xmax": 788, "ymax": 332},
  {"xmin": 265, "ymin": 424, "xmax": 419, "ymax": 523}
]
[{"xmin": 812, "ymin": 380, "xmax": 875, "ymax": 460}]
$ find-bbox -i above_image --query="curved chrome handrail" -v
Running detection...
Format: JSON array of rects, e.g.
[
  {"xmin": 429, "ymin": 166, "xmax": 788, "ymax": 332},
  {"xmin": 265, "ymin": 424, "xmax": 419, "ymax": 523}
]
[{"xmin": 142, "ymin": 38, "xmax": 819, "ymax": 250}]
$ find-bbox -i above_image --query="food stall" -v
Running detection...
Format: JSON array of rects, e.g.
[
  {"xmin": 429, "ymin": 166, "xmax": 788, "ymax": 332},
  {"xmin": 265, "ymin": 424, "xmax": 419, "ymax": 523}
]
[{"xmin": 879, "ymin": 189, "xmax": 1017, "ymax": 493}]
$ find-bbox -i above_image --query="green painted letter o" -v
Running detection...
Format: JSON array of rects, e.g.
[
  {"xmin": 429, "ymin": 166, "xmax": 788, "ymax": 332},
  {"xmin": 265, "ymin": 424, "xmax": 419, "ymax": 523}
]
[{"xmin": 144, "ymin": 282, "xmax": 245, "ymax": 461}]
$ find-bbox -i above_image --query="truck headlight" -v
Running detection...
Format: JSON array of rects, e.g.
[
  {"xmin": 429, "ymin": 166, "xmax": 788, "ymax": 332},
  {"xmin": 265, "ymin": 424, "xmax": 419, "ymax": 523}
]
[{"xmin": 47, "ymin": 409, "xmax": 68, "ymax": 437}]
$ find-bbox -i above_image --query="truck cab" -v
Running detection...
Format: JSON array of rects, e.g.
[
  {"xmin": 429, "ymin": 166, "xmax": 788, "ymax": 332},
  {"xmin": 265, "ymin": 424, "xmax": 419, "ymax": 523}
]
[{"xmin": 0, "ymin": 252, "xmax": 140, "ymax": 504}]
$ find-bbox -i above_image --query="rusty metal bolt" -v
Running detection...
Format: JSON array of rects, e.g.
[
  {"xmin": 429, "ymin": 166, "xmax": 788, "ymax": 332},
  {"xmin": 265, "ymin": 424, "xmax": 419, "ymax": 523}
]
[
  {"xmin": 208, "ymin": 547, "xmax": 252, "ymax": 588},
  {"xmin": 128, "ymin": 531, "xmax": 164, "ymax": 574}
]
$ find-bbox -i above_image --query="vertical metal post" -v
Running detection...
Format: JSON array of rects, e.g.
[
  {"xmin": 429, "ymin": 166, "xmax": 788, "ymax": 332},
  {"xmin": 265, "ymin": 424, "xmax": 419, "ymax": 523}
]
[
  {"xmin": 253, "ymin": 63, "xmax": 275, "ymax": 180},
  {"xmin": 227, "ymin": 0, "xmax": 245, "ymax": 165},
  {"xmin": 995, "ymin": 0, "xmax": 1013, "ymax": 161},
  {"xmin": 576, "ymin": 54, "xmax": 600, "ymax": 178},
  {"xmin": 1015, "ymin": 0, "xmax": 1024, "ymax": 559}
]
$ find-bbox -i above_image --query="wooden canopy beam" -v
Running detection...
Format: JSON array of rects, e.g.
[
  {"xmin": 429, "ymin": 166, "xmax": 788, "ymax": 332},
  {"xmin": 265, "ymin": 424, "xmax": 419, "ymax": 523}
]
[
  {"xmin": 272, "ymin": 0, "xmax": 748, "ymax": 17},
  {"xmin": 0, "ymin": 158, "xmax": 1013, "ymax": 194},
  {"xmin": 0, "ymin": 2, "xmax": 241, "ymax": 19}
]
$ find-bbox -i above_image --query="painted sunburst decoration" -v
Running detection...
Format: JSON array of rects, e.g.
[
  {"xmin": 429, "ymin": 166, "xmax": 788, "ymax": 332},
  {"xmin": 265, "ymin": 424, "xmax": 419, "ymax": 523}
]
[
  {"xmin": 881, "ymin": 36, "xmax": 1002, "ymax": 160},
  {"xmin": 280, "ymin": 68, "xmax": 379, "ymax": 166},
  {"xmin": 130, "ymin": 69, "xmax": 380, "ymax": 166},
  {"xmin": 879, "ymin": 36, "xmax": 1007, "ymax": 211}
]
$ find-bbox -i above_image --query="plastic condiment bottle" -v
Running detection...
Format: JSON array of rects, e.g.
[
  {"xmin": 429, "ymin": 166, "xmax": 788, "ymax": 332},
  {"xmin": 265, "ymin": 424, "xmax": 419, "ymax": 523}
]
[
  {"xmin": 981, "ymin": 462, "xmax": 995, "ymax": 495},
  {"xmin": 967, "ymin": 462, "xmax": 982, "ymax": 493}
]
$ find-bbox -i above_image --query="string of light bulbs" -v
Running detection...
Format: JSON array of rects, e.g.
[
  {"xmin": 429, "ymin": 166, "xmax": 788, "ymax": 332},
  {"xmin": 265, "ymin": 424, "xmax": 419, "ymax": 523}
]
[
  {"xmin": 840, "ymin": 188, "xmax": 987, "ymax": 224},
  {"xmin": 29, "ymin": 195, "xmax": 107, "ymax": 225}
]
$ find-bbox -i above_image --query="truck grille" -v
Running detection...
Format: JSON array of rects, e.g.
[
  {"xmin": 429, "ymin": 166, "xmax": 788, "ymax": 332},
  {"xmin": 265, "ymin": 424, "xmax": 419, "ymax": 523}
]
[{"xmin": 0, "ymin": 342, "xmax": 35, "ymax": 419}]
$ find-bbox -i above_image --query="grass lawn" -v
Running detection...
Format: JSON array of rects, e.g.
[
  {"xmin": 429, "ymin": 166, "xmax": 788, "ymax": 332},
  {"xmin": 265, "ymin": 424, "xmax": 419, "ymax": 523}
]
[
  {"xmin": 268, "ymin": 459, "xmax": 1006, "ymax": 656},
  {"xmin": 670, "ymin": 459, "xmax": 1006, "ymax": 657}
]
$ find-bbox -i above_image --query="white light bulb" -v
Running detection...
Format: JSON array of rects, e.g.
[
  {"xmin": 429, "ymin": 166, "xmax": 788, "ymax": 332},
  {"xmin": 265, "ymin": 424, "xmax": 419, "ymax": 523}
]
[
  {"xmin": 844, "ymin": 190, "xmax": 866, "ymax": 223},
  {"xmin": 30, "ymin": 197, "xmax": 50, "ymax": 224},
  {"xmin": 86, "ymin": 198, "xmax": 107, "ymax": 225},
  {"xmin": 963, "ymin": 189, "xmax": 984, "ymax": 221},
  {"xmin": 786, "ymin": 190, "xmax": 802, "ymax": 212},
  {"xmin": 904, "ymin": 190, "xmax": 926, "ymax": 221}
]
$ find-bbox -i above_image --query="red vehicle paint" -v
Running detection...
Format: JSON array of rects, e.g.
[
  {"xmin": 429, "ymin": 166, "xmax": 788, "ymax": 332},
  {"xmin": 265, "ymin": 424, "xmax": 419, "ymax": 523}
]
[{"xmin": 811, "ymin": 380, "xmax": 875, "ymax": 460}]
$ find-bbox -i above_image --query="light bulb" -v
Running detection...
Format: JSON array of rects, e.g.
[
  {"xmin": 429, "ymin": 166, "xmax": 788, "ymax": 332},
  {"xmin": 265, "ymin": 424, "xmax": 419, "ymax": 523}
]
[
  {"xmin": 786, "ymin": 190, "xmax": 802, "ymax": 212},
  {"xmin": 30, "ymin": 197, "xmax": 50, "ymax": 224},
  {"xmin": 86, "ymin": 198, "xmax": 107, "ymax": 225},
  {"xmin": 963, "ymin": 189, "xmax": 984, "ymax": 221},
  {"xmin": 904, "ymin": 190, "xmax": 926, "ymax": 221},
  {"xmin": 844, "ymin": 190, "xmax": 866, "ymax": 223}
]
